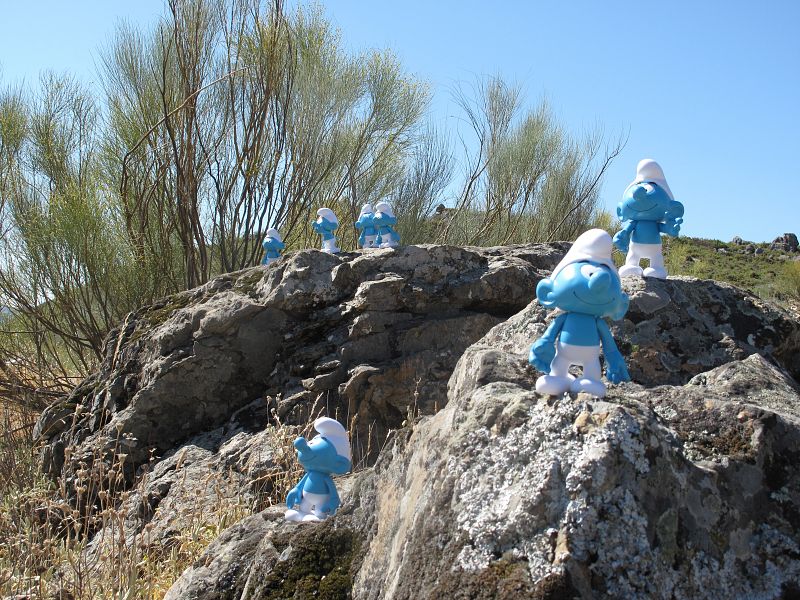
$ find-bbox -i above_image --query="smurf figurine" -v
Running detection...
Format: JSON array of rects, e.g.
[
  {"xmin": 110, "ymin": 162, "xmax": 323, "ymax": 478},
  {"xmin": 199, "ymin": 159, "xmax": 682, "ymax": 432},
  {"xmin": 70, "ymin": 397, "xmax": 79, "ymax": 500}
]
[
  {"xmin": 261, "ymin": 228, "xmax": 285, "ymax": 265},
  {"xmin": 373, "ymin": 201, "xmax": 400, "ymax": 248},
  {"xmin": 355, "ymin": 203, "xmax": 377, "ymax": 249},
  {"xmin": 613, "ymin": 159, "xmax": 684, "ymax": 279},
  {"xmin": 529, "ymin": 229, "xmax": 630, "ymax": 398},
  {"xmin": 285, "ymin": 417, "xmax": 351, "ymax": 522},
  {"xmin": 312, "ymin": 208, "xmax": 340, "ymax": 254}
]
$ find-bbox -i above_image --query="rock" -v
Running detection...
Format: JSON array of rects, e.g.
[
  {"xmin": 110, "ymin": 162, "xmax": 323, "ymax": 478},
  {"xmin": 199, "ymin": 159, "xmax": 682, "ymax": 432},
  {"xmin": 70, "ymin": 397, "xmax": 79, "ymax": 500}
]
[
  {"xmin": 34, "ymin": 244, "xmax": 567, "ymax": 521},
  {"xmin": 731, "ymin": 236, "xmax": 745, "ymax": 245},
  {"xmin": 755, "ymin": 247, "xmax": 765, "ymax": 255},
  {"xmin": 167, "ymin": 300, "xmax": 800, "ymax": 599},
  {"xmin": 34, "ymin": 241, "xmax": 800, "ymax": 598},
  {"xmin": 745, "ymin": 244, "xmax": 756, "ymax": 254},
  {"xmin": 770, "ymin": 233, "xmax": 799, "ymax": 253}
]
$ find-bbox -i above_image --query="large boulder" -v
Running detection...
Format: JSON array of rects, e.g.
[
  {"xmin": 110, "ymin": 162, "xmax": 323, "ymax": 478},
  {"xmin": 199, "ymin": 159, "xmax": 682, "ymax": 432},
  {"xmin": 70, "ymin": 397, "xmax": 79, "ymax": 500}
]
[
  {"xmin": 33, "ymin": 244, "xmax": 566, "ymax": 519},
  {"xmin": 32, "ymin": 243, "xmax": 800, "ymax": 597},
  {"xmin": 169, "ymin": 300, "xmax": 800, "ymax": 599}
]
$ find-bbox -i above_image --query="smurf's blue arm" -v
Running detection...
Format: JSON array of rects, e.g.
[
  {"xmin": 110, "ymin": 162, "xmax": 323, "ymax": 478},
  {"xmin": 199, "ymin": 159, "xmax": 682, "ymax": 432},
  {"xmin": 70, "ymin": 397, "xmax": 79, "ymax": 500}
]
[
  {"xmin": 286, "ymin": 473, "xmax": 308, "ymax": 508},
  {"xmin": 319, "ymin": 474, "xmax": 341, "ymax": 514},
  {"xmin": 528, "ymin": 312, "xmax": 567, "ymax": 373},
  {"xmin": 613, "ymin": 220, "xmax": 636, "ymax": 254},
  {"xmin": 597, "ymin": 319, "xmax": 630, "ymax": 384}
]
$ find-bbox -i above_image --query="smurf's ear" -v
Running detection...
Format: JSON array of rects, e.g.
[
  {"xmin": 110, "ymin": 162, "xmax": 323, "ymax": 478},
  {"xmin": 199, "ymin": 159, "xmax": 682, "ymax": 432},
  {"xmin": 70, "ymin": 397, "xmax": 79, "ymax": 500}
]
[
  {"xmin": 330, "ymin": 455, "xmax": 351, "ymax": 475},
  {"xmin": 616, "ymin": 205, "xmax": 623, "ymax": 220},
  {"xmin": 609, "ymin": 293, "xmax": 630, "ymax": 321},
  {"xmin": 536, "ymin": 278, "xmax": 556, "ymax": 308}
]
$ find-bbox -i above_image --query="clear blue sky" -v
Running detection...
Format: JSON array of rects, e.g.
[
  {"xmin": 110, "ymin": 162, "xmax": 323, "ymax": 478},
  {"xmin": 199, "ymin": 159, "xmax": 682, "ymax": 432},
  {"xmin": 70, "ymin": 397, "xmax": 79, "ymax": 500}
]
[{"xmin": 1, "ymin": 0, "xmax": 798, "ymax": 242}]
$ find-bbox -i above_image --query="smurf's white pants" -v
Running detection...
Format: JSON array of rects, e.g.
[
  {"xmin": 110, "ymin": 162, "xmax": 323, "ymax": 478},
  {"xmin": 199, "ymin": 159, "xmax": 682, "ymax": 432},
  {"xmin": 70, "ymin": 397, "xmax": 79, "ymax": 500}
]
[
  {"xmin": 623, "ymin": 241, "xmax": 664, "ymax": 270},
  {"xmin": 362, "ymin": 235, "xmax": 377, "ymax": 249},
  {"xmin": 285, "ymin": 491, "xmax": 328, "ymax": 521},
  {"xmin": 322, "ymin": 238, "xmax": 340, "ymax": 253},
  {"xmin": 549, "ymin": 341, "xmax": 601, "ymax": 381}
]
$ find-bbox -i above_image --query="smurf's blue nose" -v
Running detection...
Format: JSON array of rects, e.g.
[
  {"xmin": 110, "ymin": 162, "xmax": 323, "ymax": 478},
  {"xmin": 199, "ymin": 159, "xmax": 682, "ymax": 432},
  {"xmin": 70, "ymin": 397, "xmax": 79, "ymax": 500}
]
[
  {"xmin": 294, "ymin": 437, "xmax": 310, "ymax": 452},
  {"xmin": 588, "ymin": 269, "xmax": 611, "ymax": 294}
]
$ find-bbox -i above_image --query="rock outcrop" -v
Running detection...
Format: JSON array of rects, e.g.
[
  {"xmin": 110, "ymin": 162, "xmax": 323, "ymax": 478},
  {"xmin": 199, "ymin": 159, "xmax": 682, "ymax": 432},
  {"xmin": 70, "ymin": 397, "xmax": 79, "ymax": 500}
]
[
  {"xmin": 34, "ymin": 244, "xmax": 566, "ymax": 528},
  {"xmin": 167, "ymin": 301, "xmax": 800, "ymax": 600},
  {"xmin": 33, "ymin": 243, "xmax": 800, "ymax": 599}
]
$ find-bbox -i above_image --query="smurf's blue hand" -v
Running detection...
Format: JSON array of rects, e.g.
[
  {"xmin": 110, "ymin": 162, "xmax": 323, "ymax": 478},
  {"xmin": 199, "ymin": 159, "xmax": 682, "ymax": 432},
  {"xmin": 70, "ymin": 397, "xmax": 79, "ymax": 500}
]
[
  {"xmin": 660, "ymin": 217, "xmax": 683, "ymax": 237},
  {"xmin": 597, "ymin": 319, "xmax": 629, "ymax": 383},
  {"xmin": 286, "ymin": 473, "xmax": 308, "ymax": 508},
  {"xmin": 613, "ymin": 228, "xmax": 631, "ymax": 254},
  {"xmin": 604, "ymin": 351, "xmax": 630, "ymax": 383},
  {"xmin": 529, "ymin": 338, "xmax": 555, "ymax": 373},
  {"xmin": 320, "ymin": 480, "xmax": 341, "ymax": 514}
]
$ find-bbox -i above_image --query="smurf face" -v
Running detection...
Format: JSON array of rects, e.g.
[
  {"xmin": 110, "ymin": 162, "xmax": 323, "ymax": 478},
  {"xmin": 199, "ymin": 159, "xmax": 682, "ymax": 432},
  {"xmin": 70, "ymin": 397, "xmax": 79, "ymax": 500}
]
[
  {"xmin": 536, "ymin": 261, "xmax": 629, "ymax": 320},
  {"xmin": 618, "ymin": 183, "xmax": 683, "ymax": 223},
  {"xmin": 293, "ymin": 435, "xmax": 351, "ymax": 475}
]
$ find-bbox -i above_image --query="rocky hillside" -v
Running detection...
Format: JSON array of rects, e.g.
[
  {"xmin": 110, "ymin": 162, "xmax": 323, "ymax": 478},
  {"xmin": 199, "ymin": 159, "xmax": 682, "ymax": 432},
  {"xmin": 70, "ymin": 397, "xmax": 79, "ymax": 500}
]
[{"xmin": 34, "ymin": 243, "xmax": 800, "ymax": 599}]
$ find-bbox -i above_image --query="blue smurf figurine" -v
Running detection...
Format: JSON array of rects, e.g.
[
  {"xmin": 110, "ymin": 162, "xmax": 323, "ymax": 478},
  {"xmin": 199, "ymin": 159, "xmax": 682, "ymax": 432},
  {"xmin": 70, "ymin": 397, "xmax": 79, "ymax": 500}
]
[
  {"xmin": 355, "ymin": 203, "xmax": 377, "ymax": 249},
  {"xmin": 312, "ymin": 208, "xmax": 340, "ymax": 254},
  {"xmin": 373, "ymin": 201, "xmax": 400, "ymax": 248},
  {"xmin": 285, "ymin": 417, "xmax": 351, "ymax": 522},
  {"xmin": 529, "ymin": 229, "xmax": 630, "ymax": 398},
  {"xmin": 613, "ymin": 159, "xmax": 684, "ymax": 279},
  {"xmin": 261, "ymin": 228, "xmax": 285, "ymax": 265}
]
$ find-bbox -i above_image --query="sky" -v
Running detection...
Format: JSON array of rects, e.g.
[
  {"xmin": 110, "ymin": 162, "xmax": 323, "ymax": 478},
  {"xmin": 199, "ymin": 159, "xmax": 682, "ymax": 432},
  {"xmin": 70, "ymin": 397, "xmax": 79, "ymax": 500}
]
[{"xmin": 1, "ymin": 0, "xmax": 798, "ymax": 243}]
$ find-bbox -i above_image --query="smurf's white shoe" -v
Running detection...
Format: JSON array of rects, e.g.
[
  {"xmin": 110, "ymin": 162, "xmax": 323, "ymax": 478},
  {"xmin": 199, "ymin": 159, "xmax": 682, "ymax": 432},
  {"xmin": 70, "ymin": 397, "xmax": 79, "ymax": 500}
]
[
  {"xmin": 285, "ymin": 509, "xmax": 304, "ymax": 522},
  {"xmin": 569, "ymin": 377, "xmax": 607, "ymax": 398},
  {"xmin": 618, "ymin": 264, "xmax": 643, "ymax": 278},
  {"xmin": 536, "ymin": 375, "xmax": 572, "ymax": 396},
  {"xmin": 643, "ymin": 266, "xmax": 667, "ymax": 279}
]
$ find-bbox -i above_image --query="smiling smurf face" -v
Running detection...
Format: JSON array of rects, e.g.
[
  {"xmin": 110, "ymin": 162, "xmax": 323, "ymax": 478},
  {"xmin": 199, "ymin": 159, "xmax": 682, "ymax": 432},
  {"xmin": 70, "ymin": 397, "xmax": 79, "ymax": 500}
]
[
  {"xmin": 618, "ymin": 182, "xmax": 680, "ymax": 222},
  {"xmin": 536, "ymin": 261, "xmax": 629, "ymax": 320},
  {"xmin": 293, "ymin": 435, "xmax": 351, "ymax": 475}
]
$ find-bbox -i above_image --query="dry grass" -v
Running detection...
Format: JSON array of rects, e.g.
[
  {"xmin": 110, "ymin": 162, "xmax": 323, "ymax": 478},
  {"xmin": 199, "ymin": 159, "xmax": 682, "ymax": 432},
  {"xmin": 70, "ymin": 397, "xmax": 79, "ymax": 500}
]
[{"xmin": 0, "ymin": 396, "xmax": 341, "ymax": 599}]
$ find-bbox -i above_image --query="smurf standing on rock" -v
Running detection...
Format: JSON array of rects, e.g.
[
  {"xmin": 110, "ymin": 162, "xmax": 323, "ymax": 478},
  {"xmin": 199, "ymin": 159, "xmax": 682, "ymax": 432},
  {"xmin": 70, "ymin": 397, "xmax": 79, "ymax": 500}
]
[
  {"xmin": 260, "ymin": 228, "xmax": 285, "ymax": 265},
  {"xmin": 355, "ymin": 203, "xmax": 377, "ymax": 249},
  {"xmin": 312, "ymin": 208, "xmax": 340, "ymax": 254},
  {"xmin": 285, "ymin": 417, "xmax": 351, "ymax": 522},
  {"xmin": 373, "ymin": 201, "xmax": 400, "ymax": 248},
  {"xmin": 613, "ymin": 159, "xmax": 684, "ymax": 279},
  {"xmin": 529, "ymin": 229, "xmax": 630, "ymax": 398}
]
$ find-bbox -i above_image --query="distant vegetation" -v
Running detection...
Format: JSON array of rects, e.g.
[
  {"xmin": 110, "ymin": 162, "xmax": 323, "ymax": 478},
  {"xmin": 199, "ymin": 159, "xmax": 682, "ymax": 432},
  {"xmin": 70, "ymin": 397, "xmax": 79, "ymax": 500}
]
[{"xmin": 662, "ymin": 237, "xmax": 800, "ymax": 310}]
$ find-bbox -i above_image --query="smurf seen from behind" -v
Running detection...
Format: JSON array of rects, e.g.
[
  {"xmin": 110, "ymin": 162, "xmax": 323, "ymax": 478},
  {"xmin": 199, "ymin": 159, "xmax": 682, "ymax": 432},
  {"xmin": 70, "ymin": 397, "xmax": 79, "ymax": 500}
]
[
  {"xmin": 373, "ymin": 201, "xmax": 400, "ymax": 248},
  {"xmin": 529, "ymin": 229, "xmax": 630, "ymax": 398},
  {"xmin": 285, "ymin": 417, "xmax": 351, "ymax": 522},
  {"xmin": 261, "ymin": 228, "xmax": 285, "ymax": 265},
  {"xmin": 613, "ymin": 159, "xmax": 684, "ymax": 279},
  {"xmin": 312, "ymin": 208, "xmax": 340, "ymax": 254},
  {"xmin": 355, "ymin": 203, "xmax": 377, "ymax": 249}
]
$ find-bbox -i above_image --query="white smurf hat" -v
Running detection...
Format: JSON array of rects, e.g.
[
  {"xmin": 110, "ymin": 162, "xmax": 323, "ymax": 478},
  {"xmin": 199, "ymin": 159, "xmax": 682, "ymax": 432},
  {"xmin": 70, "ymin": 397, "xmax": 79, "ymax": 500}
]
[
  {"xmin": 360, "ymin": 203, "xmax": 374, "ymax": 215},
  {"xmin": 265, "ymin": 227, "xmax": 282, "ymax": 243},
  {"xmin": 628, "ymin": 158, "xmax": 674, "ymax": 200},
  {"xmin": 314, "ymin": 417, "xmax": 351, "ymax": 462},
  {"xmin": 550, "ymin": 229, "xmax": 619, "ymax": 281},
  {"xmin": 374, "ymin": 201, "xmax": 395, "ymax": 217},
  {"xmin": 316, "ymin": 207, "xmax": 338, "ymax": 224}
]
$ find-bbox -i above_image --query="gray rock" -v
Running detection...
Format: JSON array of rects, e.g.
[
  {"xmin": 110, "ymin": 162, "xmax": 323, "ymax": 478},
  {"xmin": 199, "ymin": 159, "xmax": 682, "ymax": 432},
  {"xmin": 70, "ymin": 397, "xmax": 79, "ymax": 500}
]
[
  {"xmin": 166, "ymin": 301, "xmax": 800, "ymax": 599},
  {"xmin": 35, "ymin": 244, "xmax": 567, "ymax": 520},
  {"xmin": 755, "ymin": 247, "xmax": 765, "ymax": 255},
  {"xmin": 33, "ymin": 241, "xmax": 800, "ymax": 598},
  {"xmin": 731, "ymin": 236, "xmax": 745, "ymax": 245},
  {"xmin": 770, "ymin": 233, "xmax": 799, "ymax": 253}
]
